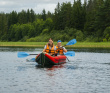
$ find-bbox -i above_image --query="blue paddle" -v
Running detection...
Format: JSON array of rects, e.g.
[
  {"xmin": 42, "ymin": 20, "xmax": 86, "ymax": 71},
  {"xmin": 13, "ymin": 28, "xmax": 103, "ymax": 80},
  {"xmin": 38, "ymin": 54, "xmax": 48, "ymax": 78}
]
[
  {"xmin": 26, "ymin": 58, "xmax": 36, "ymax": 62},
  {"xmin": 18, "ymin": 51, "xmax": 75, "ymax": 58},
  {"xmin": 64, "ymin": 39, "xmax": 77, "ymax": 46},
  {"xmin": 17, "ymin": 52, "xmax": 38, "ymax": 58},
  {"xmin": 64, "ymin": 51, "xmax": 75, "ymax": 56}
]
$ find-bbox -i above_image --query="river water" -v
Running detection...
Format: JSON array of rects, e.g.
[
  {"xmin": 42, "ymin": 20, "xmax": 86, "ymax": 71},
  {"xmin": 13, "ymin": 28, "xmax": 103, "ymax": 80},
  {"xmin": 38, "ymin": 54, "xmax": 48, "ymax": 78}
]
[{"xmin": 0, "ymin": 47, "xmax": 110, "ymax": 93}]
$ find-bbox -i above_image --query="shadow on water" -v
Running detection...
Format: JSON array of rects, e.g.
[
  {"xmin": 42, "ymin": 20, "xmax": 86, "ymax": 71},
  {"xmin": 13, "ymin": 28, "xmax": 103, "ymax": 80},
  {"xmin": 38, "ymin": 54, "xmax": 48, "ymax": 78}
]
[{"xmin": 102, "ymin": 63, "xmax": 110, "ymax": 65}]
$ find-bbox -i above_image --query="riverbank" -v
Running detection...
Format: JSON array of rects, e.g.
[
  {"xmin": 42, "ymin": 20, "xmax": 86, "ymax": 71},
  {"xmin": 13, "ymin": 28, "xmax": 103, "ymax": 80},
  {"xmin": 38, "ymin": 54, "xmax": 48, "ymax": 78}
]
[{"xmin": 0, "ymin": 42, "xmax": 110, "ymax": 48}]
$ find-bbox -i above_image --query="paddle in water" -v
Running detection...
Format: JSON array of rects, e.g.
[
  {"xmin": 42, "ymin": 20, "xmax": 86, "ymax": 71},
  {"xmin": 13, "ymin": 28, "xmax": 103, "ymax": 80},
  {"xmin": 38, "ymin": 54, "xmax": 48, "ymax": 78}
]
[
  {"xmin": 26, "ymin": 58, "xmax": 36, "ymax": 62},
  {"xmin": 64, "ymin": 51, "xmax": 75, "ymax": 56}
]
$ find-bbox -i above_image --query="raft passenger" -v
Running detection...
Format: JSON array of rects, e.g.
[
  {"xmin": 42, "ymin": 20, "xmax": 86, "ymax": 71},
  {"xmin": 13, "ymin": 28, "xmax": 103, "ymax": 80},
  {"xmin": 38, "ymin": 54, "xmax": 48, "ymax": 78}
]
[
  {"xmin": 55, "ymin": 40, "xmax": 67, "ymax": 55},
  {"xmin": 42, "ymin": 38, "xmax": 55, "ymax": 56}
]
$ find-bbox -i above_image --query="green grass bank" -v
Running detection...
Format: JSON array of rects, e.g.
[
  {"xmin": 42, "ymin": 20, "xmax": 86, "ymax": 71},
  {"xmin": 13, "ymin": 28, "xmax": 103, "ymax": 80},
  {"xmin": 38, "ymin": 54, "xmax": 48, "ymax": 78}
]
[{"xmin": 0, "ymin": 42, "xmax": 110, "ymax": 48}]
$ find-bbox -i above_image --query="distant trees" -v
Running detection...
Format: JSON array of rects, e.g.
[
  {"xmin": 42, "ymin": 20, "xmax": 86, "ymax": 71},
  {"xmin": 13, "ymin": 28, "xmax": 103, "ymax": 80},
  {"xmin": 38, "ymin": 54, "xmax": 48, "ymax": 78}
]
[
  {"xmin": 0, "ymin": 0, "xmax": 110, "ymax": 42},
  {"xmin": 103, "ymin": 26, "xmax": 110, "ymax": 41},
  {"xmin": 41, "ymin": 9, "xmax": 46, "ymax": 21},
  {"xmin": 0, "ymin": 13, "xmax": 8, "ymax": 41},
  {"xmin": 18, "ymin": 9, "xmax": 36, "ymax": 24}
]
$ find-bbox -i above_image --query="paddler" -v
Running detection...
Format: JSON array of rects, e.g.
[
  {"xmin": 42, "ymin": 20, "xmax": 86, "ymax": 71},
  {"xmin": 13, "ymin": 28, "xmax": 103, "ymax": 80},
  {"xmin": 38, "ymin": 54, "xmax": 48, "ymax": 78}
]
[
  {"xmin": 42, "ymin": 38, "xmax": 55, "ymax": 56},
  {"xmin": 55, "ymin": 40, "xmax": 67, "ymax": 55}
]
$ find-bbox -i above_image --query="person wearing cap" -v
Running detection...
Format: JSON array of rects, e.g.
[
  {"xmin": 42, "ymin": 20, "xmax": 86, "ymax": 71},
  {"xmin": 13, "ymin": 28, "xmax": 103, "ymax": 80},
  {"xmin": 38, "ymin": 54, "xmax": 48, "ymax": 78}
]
[
  {"xmin": 55, "ymin": 40, "xmax": 67, "ymax": 55},
  {"xmin": 42, "ymin": 38, "xmax": 55, "ymax": 56}
]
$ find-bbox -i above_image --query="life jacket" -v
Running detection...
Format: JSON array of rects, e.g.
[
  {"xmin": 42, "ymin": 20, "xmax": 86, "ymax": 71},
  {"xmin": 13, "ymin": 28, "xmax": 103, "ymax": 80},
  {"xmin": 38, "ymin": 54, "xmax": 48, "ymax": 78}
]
[
  {"xmin": 55, "ymin": 45, "xmax": 64, "ymax": 55},
  {"xmin": 45, "ymin": 44, "xmax": 55, "ymax": 54}
]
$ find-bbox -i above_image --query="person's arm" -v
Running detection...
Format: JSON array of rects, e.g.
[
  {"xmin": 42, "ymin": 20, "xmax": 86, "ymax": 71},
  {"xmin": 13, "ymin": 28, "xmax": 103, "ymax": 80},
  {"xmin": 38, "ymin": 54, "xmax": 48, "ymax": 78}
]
[
  {"xmin": 63, "ymin": 47, "xmax": 67, "ymax": 52},
  {"xmin": 42, "ymin": 45, "xmax": 46, "ymax": 52},
  {"xmin": 42, "ymin": 49, "xmax": 45, "ymax": 52}
]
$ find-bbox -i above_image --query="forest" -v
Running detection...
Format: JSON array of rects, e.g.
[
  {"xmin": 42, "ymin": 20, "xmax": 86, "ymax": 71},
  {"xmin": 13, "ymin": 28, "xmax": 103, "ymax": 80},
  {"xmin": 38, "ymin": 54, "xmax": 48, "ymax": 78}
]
[{"xmin": 0, "ymin": 0, "xmax": 110, "ymax": 42}]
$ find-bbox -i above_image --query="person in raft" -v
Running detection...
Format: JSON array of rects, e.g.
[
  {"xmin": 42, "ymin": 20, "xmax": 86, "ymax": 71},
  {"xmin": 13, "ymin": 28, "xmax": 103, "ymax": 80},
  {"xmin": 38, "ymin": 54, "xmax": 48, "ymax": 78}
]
[
  {"xmin": 42, "ymin": 38, "xmax": 55, "ymax": 56},
  {"xmin": 55, "ymin": 40, "xmax": 67, "ymax": 55}
]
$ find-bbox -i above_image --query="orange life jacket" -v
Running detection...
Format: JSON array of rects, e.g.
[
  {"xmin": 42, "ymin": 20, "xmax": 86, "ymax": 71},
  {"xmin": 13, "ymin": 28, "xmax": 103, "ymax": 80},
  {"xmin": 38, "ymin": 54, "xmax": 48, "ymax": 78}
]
[
  {"xmin": 55, "ymin": 45, "xmax": 64, "ymax": 55},
  {"xmin": 45, "ymin": 44, "xmax": 55, "ymax": 54}
]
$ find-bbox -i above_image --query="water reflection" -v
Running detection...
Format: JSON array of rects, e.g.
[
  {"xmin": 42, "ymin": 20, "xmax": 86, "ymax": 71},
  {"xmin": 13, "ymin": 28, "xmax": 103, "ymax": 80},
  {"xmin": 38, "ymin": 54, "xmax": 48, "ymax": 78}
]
[
  {"xmin": 35, "ymin": 63, "xmax": 66, "ymax": 77},
  {"xmin": 35, "ymin": 63, "xmax": 65, "ymax": 71}
]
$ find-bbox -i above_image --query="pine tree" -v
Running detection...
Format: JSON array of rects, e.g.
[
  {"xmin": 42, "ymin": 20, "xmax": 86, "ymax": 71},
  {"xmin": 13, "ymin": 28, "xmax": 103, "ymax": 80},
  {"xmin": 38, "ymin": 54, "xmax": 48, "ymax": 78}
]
[
  {"xmin": 71, "ymin": 0, "xmax": 85, "ymax": 30},
  {"xmin": 41, "ymin": 9, "xmax": 46, "ymax": 21},
  {"xmin": 53, "ymin": 2, "xmax": 61, "ymax": 30}
]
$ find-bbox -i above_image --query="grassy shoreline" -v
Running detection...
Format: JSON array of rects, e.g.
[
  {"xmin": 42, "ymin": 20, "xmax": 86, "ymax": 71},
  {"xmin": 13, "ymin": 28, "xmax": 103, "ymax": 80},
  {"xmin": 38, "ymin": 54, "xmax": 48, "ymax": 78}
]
[{"xmin": 0, "ymin": 42, "xmax": 110, "ymax": 48}]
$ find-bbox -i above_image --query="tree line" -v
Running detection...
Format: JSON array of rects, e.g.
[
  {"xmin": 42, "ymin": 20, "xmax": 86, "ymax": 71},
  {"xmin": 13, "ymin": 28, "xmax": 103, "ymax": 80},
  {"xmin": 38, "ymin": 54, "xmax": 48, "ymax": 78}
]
[{"xmin": 0, "ymin": 0, "xmax": 110, "ymax": 42}]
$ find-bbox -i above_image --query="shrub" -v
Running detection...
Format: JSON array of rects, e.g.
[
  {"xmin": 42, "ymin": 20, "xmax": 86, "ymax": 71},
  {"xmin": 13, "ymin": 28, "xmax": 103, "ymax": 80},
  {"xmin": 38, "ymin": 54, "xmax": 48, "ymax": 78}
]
[
  {"xmin": 104, "ymin": 27, "xmax": 110, "ymax": 41},
  {"xmin": 20, "ymin": 36, "xmax": 29, "ymax": 42},
  {"xmin": 76, "ymin": 30, "xmax": 84, "ymax": 41},
  {"xmin": 108, "ymin": 37, "xmax": 110, "ymax": 42},
  {"xmin": 103, "ymin": 38, "xmax": 107, "ymax": 42},
  {"xmin": 26, "ymin": 38, "xmax": 36, "ymax": 42},
  {"xmin": 40, "ymin": 29, "xmax": 49, "ymax": 35}
]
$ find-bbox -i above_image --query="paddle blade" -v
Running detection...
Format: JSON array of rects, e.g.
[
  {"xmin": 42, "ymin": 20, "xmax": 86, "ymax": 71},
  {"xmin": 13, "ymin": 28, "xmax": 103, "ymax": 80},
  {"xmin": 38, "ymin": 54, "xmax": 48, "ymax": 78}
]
[
  {"xmin": 64, "ymin": 51, "xmax": 75, "ymax": 56},
  {"xmin": 17, "ymin": 52, "xmax": 30, "ymax": 58},
  {"xmin": 66, "ymin": 39, "xmax": 77, "ymax": 45},
  {"xmin": 26, "ymin": 58, "xmax": 35, "ymax": 62}
]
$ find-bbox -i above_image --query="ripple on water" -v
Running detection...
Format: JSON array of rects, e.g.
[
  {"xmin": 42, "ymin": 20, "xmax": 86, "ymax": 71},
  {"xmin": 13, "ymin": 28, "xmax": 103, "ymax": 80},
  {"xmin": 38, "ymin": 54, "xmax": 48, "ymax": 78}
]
[{"xmin": 0, "ymin": 48, "xmax": 110, "ymax": 93}]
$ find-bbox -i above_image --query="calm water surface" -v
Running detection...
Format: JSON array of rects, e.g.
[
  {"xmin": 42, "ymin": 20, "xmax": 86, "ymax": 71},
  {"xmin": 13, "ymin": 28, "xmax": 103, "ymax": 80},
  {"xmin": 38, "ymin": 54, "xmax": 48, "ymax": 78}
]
[{"xmin": 0, "ymin": 47, "xmax": 110, "ymax": 93}]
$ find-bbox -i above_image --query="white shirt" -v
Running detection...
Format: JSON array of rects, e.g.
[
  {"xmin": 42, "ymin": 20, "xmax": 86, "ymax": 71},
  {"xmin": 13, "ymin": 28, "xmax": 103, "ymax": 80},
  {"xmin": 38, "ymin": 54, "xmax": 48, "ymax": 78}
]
[
  {"xmin": 44, "ymin": 45, "xmax": 56, "ymax": 50},
  {"xmin": 44, "ymin": 45, "xmax": 65, "ymax": 50}
]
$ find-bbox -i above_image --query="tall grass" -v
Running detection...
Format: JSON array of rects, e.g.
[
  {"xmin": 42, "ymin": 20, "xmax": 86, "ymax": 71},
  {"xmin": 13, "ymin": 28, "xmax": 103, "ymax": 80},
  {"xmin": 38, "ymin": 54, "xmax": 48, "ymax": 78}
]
[{"xmin": 0, "ymin": 42, "xmax": 110, "ymax": 48}]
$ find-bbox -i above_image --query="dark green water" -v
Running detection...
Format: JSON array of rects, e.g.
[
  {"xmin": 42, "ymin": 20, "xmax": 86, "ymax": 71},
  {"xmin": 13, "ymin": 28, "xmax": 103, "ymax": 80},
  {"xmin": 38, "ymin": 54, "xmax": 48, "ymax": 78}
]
[{"xmin": 0, "ymin": 47, "xmax": 110, "ymax": 93}]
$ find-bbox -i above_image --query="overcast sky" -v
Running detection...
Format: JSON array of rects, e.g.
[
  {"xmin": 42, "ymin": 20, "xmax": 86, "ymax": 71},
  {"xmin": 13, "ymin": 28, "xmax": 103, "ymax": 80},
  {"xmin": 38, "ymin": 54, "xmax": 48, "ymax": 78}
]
[{"xmin": 0, "ymin": 0, "xmax": 85, "ymax": 14}]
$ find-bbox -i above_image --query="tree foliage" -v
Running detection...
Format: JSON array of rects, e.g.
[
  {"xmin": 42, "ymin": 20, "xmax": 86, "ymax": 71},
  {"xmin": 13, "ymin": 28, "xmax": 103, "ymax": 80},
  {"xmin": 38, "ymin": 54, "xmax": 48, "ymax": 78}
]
[{"xmin": 0, "ymin": 0, "xmax": 110, "ymax": 42}]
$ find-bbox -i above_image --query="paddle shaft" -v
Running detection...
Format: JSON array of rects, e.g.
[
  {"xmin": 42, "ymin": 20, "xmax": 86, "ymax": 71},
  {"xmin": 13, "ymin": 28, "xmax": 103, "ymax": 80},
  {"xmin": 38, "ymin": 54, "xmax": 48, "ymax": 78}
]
[{"xmin": 30, "ymin": 54, "xmax": 38, "ymax": 55}]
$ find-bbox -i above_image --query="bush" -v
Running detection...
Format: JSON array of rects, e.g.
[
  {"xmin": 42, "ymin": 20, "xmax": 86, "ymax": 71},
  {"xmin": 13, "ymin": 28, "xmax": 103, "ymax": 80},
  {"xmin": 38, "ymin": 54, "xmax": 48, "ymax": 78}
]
[
  {"xmin": 35, "ymin": 35, "xmax": 49, "ymax": 42},
  {"xmin": 26, "ymin": 38, "xmax": 36, "ymax": 42},
  {"xmin": 26, "ymin": 28, "xmax": 84, "ymax": 42},
  {"xmin": 108, "ymin": 37, "xmax": 110, "ymax": 42},
  {"xmin": 26, "ymin": 34, "xmax": 50, "ymax": 42},
  {"xmin": 104, "ymin": 27, "xmax": 110, "ymax": 41},
  {"xmin": 20, "ymin": 36, "xmax": 29, "ymax": 42},
  {"xmin": 75, "ymin": 30, "xmax": 84, "ymax": 41},
  {"xmin": 103, "ymin": 38, "xmax": 107, "ymax": 42},
  {"xmin": 1, "ymin": 34, "xmax": 8, "ymax": 41},
  {"xmin": 40, "ymin": 29, "xmax": 49, "ymax": 35}
]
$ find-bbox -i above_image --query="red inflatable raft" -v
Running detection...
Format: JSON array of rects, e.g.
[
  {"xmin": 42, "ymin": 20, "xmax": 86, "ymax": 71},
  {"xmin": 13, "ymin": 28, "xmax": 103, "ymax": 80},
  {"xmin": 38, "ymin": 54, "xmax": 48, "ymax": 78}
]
[{"xmin": 35, "ymin": 53, "xmax": 66, "ymax": 66}]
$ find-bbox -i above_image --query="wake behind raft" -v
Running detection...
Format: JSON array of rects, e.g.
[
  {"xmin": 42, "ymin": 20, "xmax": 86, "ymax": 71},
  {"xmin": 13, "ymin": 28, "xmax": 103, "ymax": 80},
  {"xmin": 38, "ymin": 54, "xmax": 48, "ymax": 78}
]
[{"xmin": 35, "ymin": 52, "xmax": 67, "ymax": 66}]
